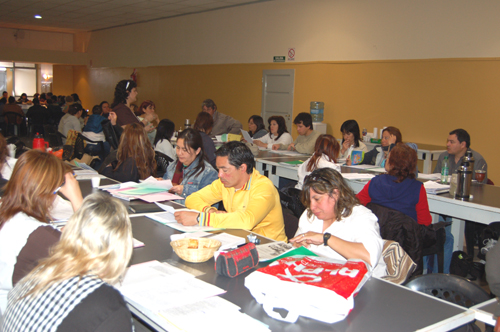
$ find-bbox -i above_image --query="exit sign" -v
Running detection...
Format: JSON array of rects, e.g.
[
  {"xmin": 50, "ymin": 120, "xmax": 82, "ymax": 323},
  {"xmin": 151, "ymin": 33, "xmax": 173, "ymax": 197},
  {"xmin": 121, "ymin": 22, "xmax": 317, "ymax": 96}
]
[{"xmin": 273, "ymin": 56, "xmax": 285, "ymax": 62}]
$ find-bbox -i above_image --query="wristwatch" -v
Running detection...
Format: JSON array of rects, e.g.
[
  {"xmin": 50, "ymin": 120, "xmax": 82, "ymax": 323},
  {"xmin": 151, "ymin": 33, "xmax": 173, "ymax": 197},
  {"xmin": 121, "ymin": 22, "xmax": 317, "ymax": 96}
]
[{"xmin": 323, "ymin": 233, "xmax": 331, "ymax": 246}]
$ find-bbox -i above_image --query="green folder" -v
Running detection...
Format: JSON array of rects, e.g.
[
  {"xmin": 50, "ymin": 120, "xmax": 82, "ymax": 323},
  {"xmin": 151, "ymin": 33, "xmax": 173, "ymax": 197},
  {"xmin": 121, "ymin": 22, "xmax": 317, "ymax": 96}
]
[
  {"xmin": 267, "ymin": 246, "xmax": 318, "ymax": 263},
  {"xmin": 281, "ymin": 160, "xmax": 304, "ymax": 165}
]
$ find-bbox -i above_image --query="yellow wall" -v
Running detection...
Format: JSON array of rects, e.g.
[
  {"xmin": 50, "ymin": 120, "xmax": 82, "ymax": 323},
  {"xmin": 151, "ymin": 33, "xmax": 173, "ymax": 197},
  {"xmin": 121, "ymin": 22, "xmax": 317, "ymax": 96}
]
[
  {"xmin": 71, "ymin": 58, "xmax": 499, "ymax": 183},
  {"xmin": 52, "ymin": 65, "xmax": 74, "ymax": 96}
]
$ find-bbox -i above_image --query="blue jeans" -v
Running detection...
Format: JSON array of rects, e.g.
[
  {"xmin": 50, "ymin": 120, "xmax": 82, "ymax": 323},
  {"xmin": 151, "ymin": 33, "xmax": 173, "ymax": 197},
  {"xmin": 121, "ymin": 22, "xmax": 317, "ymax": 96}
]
[
  {"xmin": 85, "ymin": 142, "xmax": 110, "ymax": 170},
  {"xmin": 424, "ymin": 216, "xmax": 454, "ymax": 274}
]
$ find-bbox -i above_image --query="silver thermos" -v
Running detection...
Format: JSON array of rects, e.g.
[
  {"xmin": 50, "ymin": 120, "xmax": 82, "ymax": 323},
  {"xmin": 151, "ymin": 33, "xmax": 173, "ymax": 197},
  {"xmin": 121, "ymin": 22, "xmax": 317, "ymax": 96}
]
[{"xmin": 455, "ymin": 153, "xmax": 474, "ymax": 200}]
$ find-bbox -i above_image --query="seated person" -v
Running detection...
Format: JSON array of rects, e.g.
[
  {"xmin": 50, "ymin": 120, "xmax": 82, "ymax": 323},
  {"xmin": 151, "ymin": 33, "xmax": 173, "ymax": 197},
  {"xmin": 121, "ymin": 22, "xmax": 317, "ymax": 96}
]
[
  {"xmin": 58, "ymin": 103, "xmax": 84, "ymax": 143},
  {"xmin": 289, "ymin": 168, "xmax": 386, "ymax": 277},
  {"xmin": 16, "ymin": 93, "xmax": 31, "ymax": 105},
  {"xmin": 100, "ymin": 123, "xmax": 156, "ymax": 182},
  {"xmin": 253, "ymin": 116, "xmax": 293, "ymax": 150},
  {"xmin": 354, "ymin": 126, "xmax": 402, "ymax": 167},
  {"xmin": 0, "ymin": 150, "xmax": 83, "ymax": 314},
  {"xmin": 83, "ymin": 105, "xmax": 111, "ymax": 169},
  {"xmin": 193, "ymin": 112, "xmax": 216, "ymax": 168},
  {"xmin": 296, "ymin": 134, "xmax": 340, "ymax": 190},
  {"xmin": 276, "ymin": 112, "xmax": 321, "ymax": 154},
  {"xmin": 338, "ymin": 119, "xmax": 368, "ymax": 160},
  {"xmin": 247, "ymin": 115, "xmax": 267, "ymax": 140},
  {"xmin": 154, "ymin": 119, "xmax": 176, "ymax": 162},
  {"xmin": 202, "ymin": 99, "xmax": 242, "ymax": 135},
  {"xmin": 175, "ymin": 141, "xmax": 287, "ymax": 242},
  {"xmin": 46, "ymin": 96, "xmax": 64, "ymax": 125},
  {"xmin": 2, "ymin": 193, "xmax": 134, "ymax": 332},
  {"xmin": 26, "ymin": 98, "xmax": 49, "ymax": 134},
  {"xmin": 163, "ymin": 128, "xmax": 218, "ymax": 205},
  {"xmin": 3, "ymin": 96, "xmax": 25, "ymax": 125},
  {"xmin": 135, "ymin": 100, "xmax": 158, "ymax": 145},
  {"xmin": 0, "ymin": 133, "xmax": 8, "ymax": 195},
  {"xmin": 356, "ymin": 144, "xmax": 432, "ymax": 226}
]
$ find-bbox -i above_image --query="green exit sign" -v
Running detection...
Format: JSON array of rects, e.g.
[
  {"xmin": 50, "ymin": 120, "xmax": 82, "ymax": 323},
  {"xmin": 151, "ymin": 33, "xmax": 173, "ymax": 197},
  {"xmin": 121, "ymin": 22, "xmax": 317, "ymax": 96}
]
[{"xmin": 273, "ymin": 56, "xmax": 285, "ymax": 62}]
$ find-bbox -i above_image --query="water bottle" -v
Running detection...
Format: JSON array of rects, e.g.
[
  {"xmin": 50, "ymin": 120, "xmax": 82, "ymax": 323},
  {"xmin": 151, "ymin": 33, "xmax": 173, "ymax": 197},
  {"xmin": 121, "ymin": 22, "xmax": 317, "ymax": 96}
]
[
  {"xmin": 441, "ymin": 156, "xmax": 449, "ymax": 184},
  {"xmin": 310, "ymin": 101, "xmax": 324, "ymax": 123},
  {"xmin": 455, "ymin": 161, "xmax": 473, "ymax": 200}
]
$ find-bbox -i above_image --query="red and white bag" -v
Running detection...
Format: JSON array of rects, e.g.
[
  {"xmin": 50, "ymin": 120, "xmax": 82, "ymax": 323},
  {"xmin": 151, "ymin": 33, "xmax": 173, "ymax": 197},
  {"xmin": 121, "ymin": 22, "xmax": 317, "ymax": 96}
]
[{"xmin": 244, "ymin": 256, "xmax": 371, "ymax": 324}]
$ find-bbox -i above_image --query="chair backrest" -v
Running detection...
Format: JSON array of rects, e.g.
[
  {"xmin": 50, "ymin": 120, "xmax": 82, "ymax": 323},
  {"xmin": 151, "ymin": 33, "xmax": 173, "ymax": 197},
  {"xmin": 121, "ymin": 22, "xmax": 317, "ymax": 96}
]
[
  {"xmin": 155, "ymin": 151, "xmax": 173, "ymax": 178},
  {"xmin": 4, "ymin": 111, "xmax": 24, "ymax": 124},
  {"xmin": 74, "ymin": 133, "xmax": 86, "ymax": 160},
  {"xmin": 405, "ymin": 273, "xmax": 491, "ymax": 308},
  {"xmin": 366, "ymin": 203, "xmax": 424, "ymax": 274},
  {"xmin": 43, "ymin": 124, "xmax": 63, "ymax": 147},
  {"xmin": 101, "ymin": 119, "xmax": 119, "ymax": 150}
]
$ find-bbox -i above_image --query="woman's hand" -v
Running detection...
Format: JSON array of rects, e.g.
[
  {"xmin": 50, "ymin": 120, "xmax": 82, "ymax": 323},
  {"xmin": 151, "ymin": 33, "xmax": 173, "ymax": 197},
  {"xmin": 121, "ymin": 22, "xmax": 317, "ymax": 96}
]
[
  {"xmin": 108, "ymin": 112, "xmax": 117, "ymax": 126},
  {"xmin": 169, "ymin": 185, "xmax": 184, "ymax": 195},
  {"xmin": 341, "ymin": 140, "xmax": 351, "ymax": 154},
  {"xmin": 59, "ymin": 172, "xmax": 83, "ymax": 212},
  {"xmin": 289, "ymin": 232, "xmax": 323, "ymax": 248},
  {"xmin": 346, "ymin": 156, "xmax": 352, "ymax": 166},
  {"xmin": 143, "ymin": 112, "xmax": 156, "ymax": 123},
  {"xmin": 145, "ymin": 123, "xmax": 154, "ymax": 133},
  {"xmin": 253, "ymin": 140, "xmax": 265, "ymax": 148},
  {"xmin": 272, "ymin": 144, "xmax": 281, "ymax": 150}
]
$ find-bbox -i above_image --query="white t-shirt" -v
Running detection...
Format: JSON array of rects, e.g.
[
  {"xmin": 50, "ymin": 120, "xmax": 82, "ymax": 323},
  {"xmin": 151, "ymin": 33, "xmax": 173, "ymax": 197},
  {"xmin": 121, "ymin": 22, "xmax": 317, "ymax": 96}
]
[
  {"xmin": 296, "ymin": 154, "xmax": 341, "ymax": 190},
  {"xmin": 155, "ymin": 139, "xmax": 176, "ymax": 161},
  {"xmin": 254, "ymin": 132, "xmax": 293, "ymax": 150},
  {"xmin": 295, "ymin": 205, "xmax": 386, "ymax": 277}
]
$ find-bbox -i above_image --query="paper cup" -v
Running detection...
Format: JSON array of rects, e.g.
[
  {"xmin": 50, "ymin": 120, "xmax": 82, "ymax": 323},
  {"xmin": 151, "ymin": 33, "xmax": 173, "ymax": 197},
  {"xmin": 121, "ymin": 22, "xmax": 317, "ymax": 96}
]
[{"xmin": 91, "ymin": 177, "xmax": 101, "ymax": 188}]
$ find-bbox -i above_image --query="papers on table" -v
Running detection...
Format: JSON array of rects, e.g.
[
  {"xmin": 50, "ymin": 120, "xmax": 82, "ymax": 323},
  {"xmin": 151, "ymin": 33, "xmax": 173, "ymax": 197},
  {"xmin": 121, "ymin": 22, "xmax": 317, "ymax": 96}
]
[
  {"xmin": 147, "ymin": 202, "xmax": 223, "ymax": 232},
  {"xmin": 119, "ymin": 260, "xmax": 270, "ymax": 332},
  {"xmin": 341, "ymin": 173, "xmax": 375, "ymax": 180},
  {"xmin": 269, "ymin": 150, "xmax": 307, "ymax": 156},
  {"xmin": 279, "ymin": 160, "xmax": 304, "ymax": 166},
  {"xmin": 139, "ymin": 192, "xmax": 183, "ymax": 203},
  {"xmin": 418, "ymin": 173, "xmax": 442, "ymax": 181},
  {"xmin": 240, "ymin": 129, "xmax": 253, "ymax": 143},
  {"xmin": 424, "ymin": 181, "xmax": 450, "ymax": 194},
  {"xmin": 209, "ymin": 232, "xmax": 246, "ymax": 251},
  {"xmin": 257, "ymin": 243, "xmax": 318, "ymax": 262},
  {"xmin": 98, "ymin": 178, "xmax": 179, "ymax": 202},
  {"xmin": 133, "ymin": 238, "xmax": 145, "ymax": 248}
]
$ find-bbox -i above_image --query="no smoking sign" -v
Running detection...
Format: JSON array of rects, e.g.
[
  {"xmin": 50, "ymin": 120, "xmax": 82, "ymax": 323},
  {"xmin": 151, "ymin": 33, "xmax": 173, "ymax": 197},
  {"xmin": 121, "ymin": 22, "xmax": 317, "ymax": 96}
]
[{"xmin": 288, "ymin": 48, "xmax": 295, "ymax": 61}]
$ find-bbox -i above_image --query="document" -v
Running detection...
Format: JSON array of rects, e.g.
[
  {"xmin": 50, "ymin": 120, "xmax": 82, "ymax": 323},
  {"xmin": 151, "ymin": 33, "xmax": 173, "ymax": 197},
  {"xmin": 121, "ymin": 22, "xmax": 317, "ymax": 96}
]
[
  {"xmin": 147, "ymin": 211, "xmax": 223, "ymax": 232},
  {"xmin": 209, "ymin": 232, "xmax": 246, "ymax": 250},
  {"xmin": 423, "ymin": 181, "xmax": 450, "ymax": 194},
  {"xmin": 139, "ymin": 192, "xmax": 183, "ymax": 203},
  {"xmin": 418, "ymin": 173, "xmax": 442, "ymax": 180},
  {"xmin": 241, "ymin": 129, "xmax": 253, "ymax": 143},
  {"xmin": 341, "ymin": 173, "xmax": 375, "ymax": 180}
]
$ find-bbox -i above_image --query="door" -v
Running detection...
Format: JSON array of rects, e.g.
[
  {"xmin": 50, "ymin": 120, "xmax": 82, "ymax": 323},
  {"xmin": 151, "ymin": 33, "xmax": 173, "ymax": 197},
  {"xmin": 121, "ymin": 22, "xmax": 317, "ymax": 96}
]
[{"xmin": 261, "ymin": 69, "xmax": 295, "ymax": 131}]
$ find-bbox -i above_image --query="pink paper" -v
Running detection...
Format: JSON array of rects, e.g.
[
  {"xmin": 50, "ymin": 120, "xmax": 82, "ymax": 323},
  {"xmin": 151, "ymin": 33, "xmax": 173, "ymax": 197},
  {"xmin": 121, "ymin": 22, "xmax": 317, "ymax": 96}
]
[{"xmin": 139, "ymin": 192, "xmax": 184, "ymax": 203}]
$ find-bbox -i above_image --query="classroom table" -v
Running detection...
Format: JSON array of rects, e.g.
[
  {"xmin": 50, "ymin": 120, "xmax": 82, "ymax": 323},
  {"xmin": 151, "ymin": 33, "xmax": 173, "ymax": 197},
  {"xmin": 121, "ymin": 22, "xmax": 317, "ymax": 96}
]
[
  {"xmin": 471, "ymin": 298, "xmax": 499, "ymax": 328},
  {"xmin": 363, "ymin": 141, "xmax": 446, "ymax": 174},
  {"xmin": 127, "ymin": 214, "xmax": 475, "ymax": 332}
]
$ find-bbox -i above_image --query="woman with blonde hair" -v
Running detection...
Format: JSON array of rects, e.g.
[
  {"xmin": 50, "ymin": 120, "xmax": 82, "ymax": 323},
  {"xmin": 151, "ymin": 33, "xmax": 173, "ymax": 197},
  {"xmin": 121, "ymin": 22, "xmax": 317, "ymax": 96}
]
[
  {"xmin": 0, "ymin": 150, "xmax": 83, "ymax": 314},
  {"xmin": 3, "ymin": 193, "xmax": 133, "ymax": 331},
  {"xmin": 101, "ymin": 122, "xmax": 157, "ymax": 182}
]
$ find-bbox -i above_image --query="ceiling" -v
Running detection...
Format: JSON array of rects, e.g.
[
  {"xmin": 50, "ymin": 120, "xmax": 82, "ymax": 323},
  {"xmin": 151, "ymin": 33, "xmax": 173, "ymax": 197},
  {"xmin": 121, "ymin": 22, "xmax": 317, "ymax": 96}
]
[{"xmin": 0, "ymin": 0, "xmax": 267, "ymax": 34}]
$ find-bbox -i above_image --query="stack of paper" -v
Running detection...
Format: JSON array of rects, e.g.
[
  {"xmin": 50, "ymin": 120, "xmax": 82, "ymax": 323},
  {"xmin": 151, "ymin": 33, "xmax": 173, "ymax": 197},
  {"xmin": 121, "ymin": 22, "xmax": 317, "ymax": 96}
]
[
  {"xmin": 98, "ymin": 178, "xmax": 182, "ymax": 202},
  {"xmin": 424, "ymin": 181, "xmax": 450, "ymax": 194},
  {"xmin": 341, "ymin": 173, "xmax": 375, "ymax": 180},
  {"xmin": 418, "ymin": 173, "xmax": 442, "ymax": 181},
  {"xmin": 118, "ymin": 261, "xmax": 270, "ymax": 332}
]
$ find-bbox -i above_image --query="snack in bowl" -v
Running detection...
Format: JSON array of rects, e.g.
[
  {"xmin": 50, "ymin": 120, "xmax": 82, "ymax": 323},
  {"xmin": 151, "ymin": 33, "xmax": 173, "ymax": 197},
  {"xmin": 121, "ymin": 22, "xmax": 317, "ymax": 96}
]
[{"xmin": 171, "ymin": 238, "xmax": 221, "ymax": 263}]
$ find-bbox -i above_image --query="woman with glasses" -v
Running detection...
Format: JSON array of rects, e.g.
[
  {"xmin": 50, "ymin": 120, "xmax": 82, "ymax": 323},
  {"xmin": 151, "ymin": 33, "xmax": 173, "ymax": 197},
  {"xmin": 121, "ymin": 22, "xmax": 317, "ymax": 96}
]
[
  {"xmin": 0, "ymin": 150, "xmax": 83, "ymax": 314},
  {"xmin": 289, "ymin": 168, "xmax": 386, "ymax": 277},
  {"xmin": 3, "ymin": 193, "xmax": 133, "ymax": 331}
]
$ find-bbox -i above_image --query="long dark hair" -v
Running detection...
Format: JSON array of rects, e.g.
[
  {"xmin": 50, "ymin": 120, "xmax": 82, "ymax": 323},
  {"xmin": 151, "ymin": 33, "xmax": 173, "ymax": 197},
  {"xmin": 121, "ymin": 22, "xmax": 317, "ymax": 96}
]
[
  {"xmin": 177, "ymin": 128, "xmax": 206, "ymax": 178},
  {"xmin": 248, "ymin": 115, "xmax": 265, "ymax": 137},
  {"xmin": 116, "ymin": 123, "xmax": 156, "ymax": 179},
  {"xmin": 340, "ymin": 119, "xmax": 361, "ymax": 148},
  {"xmin": 154, "ymin": 119, "xmax": 175, "ymax": 146},
  {"xmin": 268, "ymin": 115, "xmax": 288, "ymax": 140},
  {"xmin": 111, "ymin": 80, "xmax": 136, "ymax": 108},
  {"xmin": 306, "ymin": 135, "xmax": 340, "ymax": 172}
]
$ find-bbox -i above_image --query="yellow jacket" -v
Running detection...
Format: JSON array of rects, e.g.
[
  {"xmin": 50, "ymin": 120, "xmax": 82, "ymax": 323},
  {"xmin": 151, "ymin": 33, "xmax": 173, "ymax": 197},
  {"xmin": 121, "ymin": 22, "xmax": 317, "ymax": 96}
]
[{"xmin": 185, "ymin": 169, "xmax": 287, "ymax": 242}]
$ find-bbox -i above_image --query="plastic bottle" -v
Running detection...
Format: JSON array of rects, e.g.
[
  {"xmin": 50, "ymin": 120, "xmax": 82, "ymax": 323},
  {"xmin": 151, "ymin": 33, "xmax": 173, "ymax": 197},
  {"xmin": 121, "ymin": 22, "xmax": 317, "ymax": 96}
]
[
  {"xmin": 441, "ymin": 156, "xmax": 449, "ymax": 184},
  {"xmin": 310, "ymin": 101, "xmax": 324, "ymax": 123}
]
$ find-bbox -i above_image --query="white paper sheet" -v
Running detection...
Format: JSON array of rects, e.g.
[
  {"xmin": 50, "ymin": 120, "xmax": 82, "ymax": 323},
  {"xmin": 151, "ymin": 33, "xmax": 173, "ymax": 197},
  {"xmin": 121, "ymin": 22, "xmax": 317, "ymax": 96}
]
[
  {"xmin": 240, "ymin": 129, "xmax": 253, "ymax": 143},
  {"xmin": 341, "ymin": 173, "xmax": 375, "ymax": 180}
]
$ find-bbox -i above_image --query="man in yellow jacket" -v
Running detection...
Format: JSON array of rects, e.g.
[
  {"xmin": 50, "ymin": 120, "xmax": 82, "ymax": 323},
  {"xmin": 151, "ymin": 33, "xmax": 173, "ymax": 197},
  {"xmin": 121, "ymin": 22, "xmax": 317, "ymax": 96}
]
[{"xmin": 174, "ymin": 141, "xmax": 287, "ymax": 242}]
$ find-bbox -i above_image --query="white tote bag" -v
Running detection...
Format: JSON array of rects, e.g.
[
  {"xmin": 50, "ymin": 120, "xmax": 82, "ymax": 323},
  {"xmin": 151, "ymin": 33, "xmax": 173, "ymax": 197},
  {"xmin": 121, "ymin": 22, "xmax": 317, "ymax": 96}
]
[{"xmin": 245, "ymin": 256, "xmax": 371, "ymax": 324}]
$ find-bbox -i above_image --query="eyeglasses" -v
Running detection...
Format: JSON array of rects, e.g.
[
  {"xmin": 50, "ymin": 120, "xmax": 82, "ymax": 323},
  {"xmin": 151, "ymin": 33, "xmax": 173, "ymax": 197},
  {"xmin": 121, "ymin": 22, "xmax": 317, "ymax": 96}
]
[{"xmin": 53, "ymin": 179, "xmax": 66, "ymax": 194}]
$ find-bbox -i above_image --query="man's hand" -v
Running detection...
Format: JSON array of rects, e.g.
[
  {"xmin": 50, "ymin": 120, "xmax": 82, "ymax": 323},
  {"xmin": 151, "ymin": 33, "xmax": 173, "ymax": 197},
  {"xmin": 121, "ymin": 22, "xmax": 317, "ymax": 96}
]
[
  {"xmin": 287, "ymin": 143, "xmax": 295, "ymax": 151},
  {"xmin": 272, "ymin": 144, "xmax": 281, "ymax": 150},
  {"xmin": 174, "ymin": 211, "xmax": 199, "ymax": 226}
]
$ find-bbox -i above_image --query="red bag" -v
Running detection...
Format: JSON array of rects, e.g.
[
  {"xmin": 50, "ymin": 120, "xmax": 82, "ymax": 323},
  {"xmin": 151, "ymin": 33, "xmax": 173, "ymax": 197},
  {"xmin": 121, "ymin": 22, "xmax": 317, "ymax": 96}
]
[{"xmin": 244, "ymin": 256, "xmax": 371, "ymax": 323}]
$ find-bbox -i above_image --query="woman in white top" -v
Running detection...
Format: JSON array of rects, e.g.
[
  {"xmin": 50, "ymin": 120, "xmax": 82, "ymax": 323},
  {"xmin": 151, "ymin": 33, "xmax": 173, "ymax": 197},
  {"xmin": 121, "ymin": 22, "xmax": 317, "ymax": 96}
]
[
  {"xmin": 338, "ymin": 119, "xmax": 368, "ymax": 160},
  {"xmin": 253, "ymin": 116, "xmax": 293, "ymax": 150},
  {"xmin": 154, "ymin": 119, "xmax": 176, "ymax": 161},
  {"xmin": 289, "ymin": 168, "xmax": 386, "ymax": 278},
  {"xmin": 296, "ymin": 134, "xmax": 341, "ymax": 190}
]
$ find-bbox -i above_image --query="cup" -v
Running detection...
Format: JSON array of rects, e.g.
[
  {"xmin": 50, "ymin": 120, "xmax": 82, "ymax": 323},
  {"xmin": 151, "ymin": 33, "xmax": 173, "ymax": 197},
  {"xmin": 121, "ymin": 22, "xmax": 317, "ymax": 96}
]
[
  {"xmin": 449, "ymin": 174, "xmax": 458, "ymax": 196},
  {"xmin": 475, "ymin": 170, "xmax": 486, "ymax": 183},
  {"xmin": 7, "ymin": 144, "xmax": 16, "ymax": 158},
  {"xmin": 91, "ymin": 177, "xmax": 101, "ymax": 188}
]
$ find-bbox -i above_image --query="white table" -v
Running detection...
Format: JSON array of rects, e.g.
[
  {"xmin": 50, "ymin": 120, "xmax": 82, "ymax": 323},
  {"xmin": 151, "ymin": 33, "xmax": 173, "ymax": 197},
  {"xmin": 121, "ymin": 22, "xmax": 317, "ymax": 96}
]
[{"xmin": 471, "ymin": 298, "xmax": 499, "ymax": 327}]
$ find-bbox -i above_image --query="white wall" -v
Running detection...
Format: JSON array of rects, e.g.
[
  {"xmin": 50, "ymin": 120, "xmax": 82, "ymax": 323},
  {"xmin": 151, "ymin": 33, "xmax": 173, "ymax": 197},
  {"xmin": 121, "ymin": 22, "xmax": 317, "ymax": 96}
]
[{"xmin": 87, "ymin": 0, "xmax": 500, "ymax": 67}]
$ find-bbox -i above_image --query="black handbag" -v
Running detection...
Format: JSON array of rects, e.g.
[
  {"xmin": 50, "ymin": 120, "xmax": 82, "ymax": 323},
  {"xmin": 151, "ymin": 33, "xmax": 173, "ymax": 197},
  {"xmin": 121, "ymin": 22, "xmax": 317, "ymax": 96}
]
[{"xmin": 215, "ymin": 243, "xmax": 259, "ymax": 278}]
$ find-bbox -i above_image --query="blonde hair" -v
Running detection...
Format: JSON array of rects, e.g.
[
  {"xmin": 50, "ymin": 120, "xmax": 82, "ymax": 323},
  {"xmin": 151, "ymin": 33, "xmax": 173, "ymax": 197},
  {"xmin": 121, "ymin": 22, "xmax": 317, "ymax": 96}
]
[
  {"xmin": 20, "ymin": 193, "xmax": 133, "ymax": 298},
  {"xmin": 0, "ymin": 150, "xmax": 71, "ymax": 227}
]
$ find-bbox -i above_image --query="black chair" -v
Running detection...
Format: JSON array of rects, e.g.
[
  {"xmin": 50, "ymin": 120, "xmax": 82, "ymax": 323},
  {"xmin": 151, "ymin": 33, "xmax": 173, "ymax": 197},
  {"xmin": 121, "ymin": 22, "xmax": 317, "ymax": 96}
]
[
  {"xmin": 282, "ymin": 206, "xmax": 299, "ymax": 241},
  {"xmin": 405, "ymin": 274, "xmax": 493, "ymax": 332},
  {"xmin": 101, "ymin": 119, "xmax": 119, "ymax": 150},
  {"xmin": 43, "ymin": 124, "xmax": 64, "ymax": 147},
  {"xmin": 155, "ymin": 151, "xmax": 173, "ymax": 178},
  {"xmin": 4, "ymin": 112, "xmax": 25, "ymax": 136}
]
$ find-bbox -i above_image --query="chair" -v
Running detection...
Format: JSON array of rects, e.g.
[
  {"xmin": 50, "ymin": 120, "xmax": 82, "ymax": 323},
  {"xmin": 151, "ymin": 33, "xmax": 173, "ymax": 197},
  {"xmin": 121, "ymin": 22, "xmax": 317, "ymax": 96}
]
[
  {"xmin": 381, "ymin": 240, "xmax": 416, "ymax": 285},
  {"xmin": 367, "ymin": 203, "xmax": 447, "ymax": 276},
  {"xmin": 4, "ymin": 111, "xmax": 25, "ymax": 136},
  {"xmin": 43, "ymin": 124, "xmax": 64, "ymax": 147},
  {"xmin": 405, "ymin": 273, "xmax": 492, "ymax": 332},
  {"xmin": 281, "ymin": 206, "xmax": 299, "ymax": 240},
  {"xmin": 101, "ymin": 119, "xmax": 119, "ymax": 150},
  {"xmin": 154, "ymin": 151, "xmax": 173, "ymax": 178}
]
